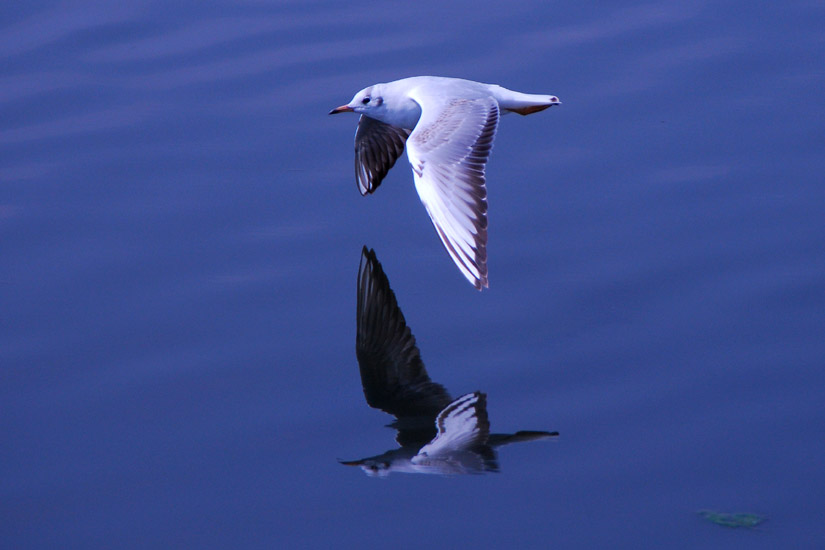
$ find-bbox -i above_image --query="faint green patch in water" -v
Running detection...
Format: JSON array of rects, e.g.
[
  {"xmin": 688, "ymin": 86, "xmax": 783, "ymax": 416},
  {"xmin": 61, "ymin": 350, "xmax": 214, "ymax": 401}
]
[{"xmin": 698, "ymin": 510, "xmax": 766, "ymax": 529}]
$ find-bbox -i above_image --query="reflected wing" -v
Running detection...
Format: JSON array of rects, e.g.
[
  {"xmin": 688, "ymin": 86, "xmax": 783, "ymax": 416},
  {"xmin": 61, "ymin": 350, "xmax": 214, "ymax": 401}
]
[
  {"xmin": 356, "ymin": 247, "xmax": 452, "ymax": 419},
  {"xmin": 413, "ymin": 392, "xmax": 490, "ymax": 459},
  {"xmin": 355, "ymin": 115, "xmax": 411, "ymax": 195},
  {"xmin": 405, "ymin": 96, "xmax": 499, "ymax": 289}
]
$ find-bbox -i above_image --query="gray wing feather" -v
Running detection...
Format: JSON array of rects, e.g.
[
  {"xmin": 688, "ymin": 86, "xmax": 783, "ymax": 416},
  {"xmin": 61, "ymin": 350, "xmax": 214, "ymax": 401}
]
[{"xmin": 355, "ymin": 115, "xmax": 411, "ymax": 195}]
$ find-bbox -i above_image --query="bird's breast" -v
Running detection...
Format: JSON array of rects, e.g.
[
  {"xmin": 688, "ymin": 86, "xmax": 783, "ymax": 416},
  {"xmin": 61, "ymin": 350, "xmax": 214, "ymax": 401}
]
[{"xmin": 379, "ymin": 98, "xmax": 422, "ymax": 131}]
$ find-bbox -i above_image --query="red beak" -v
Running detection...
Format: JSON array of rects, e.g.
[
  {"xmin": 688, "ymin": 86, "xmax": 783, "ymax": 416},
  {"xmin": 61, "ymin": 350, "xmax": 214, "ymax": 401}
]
[{"xmin": 329, "ymin": 104, "xmax": 354, "ymax": 115}]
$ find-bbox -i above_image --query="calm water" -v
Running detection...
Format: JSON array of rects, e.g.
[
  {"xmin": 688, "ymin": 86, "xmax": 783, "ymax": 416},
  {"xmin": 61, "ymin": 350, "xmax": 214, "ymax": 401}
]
[{"xmin": 3, "ymin": 1, "xmax": 824, "ymax": 547}]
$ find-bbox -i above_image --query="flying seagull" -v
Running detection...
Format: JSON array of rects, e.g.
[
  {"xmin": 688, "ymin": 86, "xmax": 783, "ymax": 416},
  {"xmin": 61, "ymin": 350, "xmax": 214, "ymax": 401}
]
[{"xmin": 330, "ymin": 76, "xmax": 560, "ymax": 289}]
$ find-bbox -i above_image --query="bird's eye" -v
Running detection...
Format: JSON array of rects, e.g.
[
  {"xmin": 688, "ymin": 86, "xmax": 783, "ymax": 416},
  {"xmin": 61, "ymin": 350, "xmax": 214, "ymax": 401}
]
[{"xmin": 361, "ymin": 97, "xmax": 370, "ymax": 104}]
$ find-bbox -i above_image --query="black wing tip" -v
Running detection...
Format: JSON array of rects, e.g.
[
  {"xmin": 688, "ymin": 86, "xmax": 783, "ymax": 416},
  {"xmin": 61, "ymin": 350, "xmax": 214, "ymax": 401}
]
[
  {"xmin": 360, "ymin": 245, "xmax": 376, "ymax": 262},
  {"xmin": 358, "ymin": 246, "xmax": 377, "ymax": 278},
  {"xmin": 472, "ymin": 269, "xmax": 489, "ymax": 290},
  {"xmin": 472, "ymin": 250, "xmax": 489, "ymax": 290}
]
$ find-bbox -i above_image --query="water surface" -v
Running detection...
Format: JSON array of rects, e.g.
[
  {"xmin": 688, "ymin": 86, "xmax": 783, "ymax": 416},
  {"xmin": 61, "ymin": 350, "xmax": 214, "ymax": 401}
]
[{"xmin": 3, "ymin": 1, "xmax": 824, "ymax": 547}]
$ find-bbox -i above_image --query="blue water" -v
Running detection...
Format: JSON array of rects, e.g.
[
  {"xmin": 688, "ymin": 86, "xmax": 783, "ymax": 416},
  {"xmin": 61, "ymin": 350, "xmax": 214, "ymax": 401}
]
[{"xmin": 3, "ymin": 1, "xmax": 824, "ymax": 547}]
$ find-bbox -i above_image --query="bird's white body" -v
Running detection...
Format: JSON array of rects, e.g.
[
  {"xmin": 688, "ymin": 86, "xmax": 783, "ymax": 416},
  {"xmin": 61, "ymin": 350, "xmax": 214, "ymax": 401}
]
[
  {"xmin": 331, "ymin": 76, "xmax": 560, "ymax": 289},
  {"xmin": 349, "ymin": 76, "xmax": 559, "ymax": 129}
]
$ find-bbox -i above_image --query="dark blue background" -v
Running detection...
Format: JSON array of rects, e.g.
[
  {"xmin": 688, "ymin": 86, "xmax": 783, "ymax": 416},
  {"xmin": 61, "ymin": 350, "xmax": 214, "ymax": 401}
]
[{"xmin": 2, "ymin": 0, "xmax": 824, "ymax": 547}]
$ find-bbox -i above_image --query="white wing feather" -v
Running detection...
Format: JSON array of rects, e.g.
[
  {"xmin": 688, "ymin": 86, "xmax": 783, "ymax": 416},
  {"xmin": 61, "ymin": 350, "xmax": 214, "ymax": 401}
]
[
  {"xmin": 412, "ymin": 392, "xmax": 489, "ymax": 460},
  {"xmin": 405, "ymin": 95, "xmax": 499, "ymax": 289}
]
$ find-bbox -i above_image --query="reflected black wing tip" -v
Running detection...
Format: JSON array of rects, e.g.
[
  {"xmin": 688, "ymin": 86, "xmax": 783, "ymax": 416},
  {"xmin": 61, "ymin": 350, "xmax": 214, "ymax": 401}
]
[
  {"xmin": 360, "ymin": 245, "xmax": 376, "ymax": 262},
  {"xmin": 358, "ymin": 246, "xmax": 377, "ymax": 284}
]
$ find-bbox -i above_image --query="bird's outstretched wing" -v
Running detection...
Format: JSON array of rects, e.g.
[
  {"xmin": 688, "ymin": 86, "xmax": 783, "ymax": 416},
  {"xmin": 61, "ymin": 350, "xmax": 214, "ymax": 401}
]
[
  {"xmin": 405, "ymin": 95, "xmax": 499, "ymax": 289},
  {"xmin": 356, "ymin": 247, "xmax": 453, "ymax": 420},
  {"xmin": 412, "ymin": 392, "xmax": 490, "ymax": 460},
  {"xmin": 354, "ymin": 115, "xmax": 411, "ymax": 195}
]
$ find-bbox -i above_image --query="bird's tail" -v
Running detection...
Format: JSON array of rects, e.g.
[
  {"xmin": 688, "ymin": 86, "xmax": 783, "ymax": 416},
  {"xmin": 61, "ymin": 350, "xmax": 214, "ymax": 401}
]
[{"xmin": 494, "ymin": 88, "xmax": 561, "ymax": 115}]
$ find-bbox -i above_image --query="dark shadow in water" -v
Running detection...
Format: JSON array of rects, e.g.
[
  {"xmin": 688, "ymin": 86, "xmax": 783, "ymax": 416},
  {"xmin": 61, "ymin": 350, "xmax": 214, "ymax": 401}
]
[{"xmin": 340, "ymin": 247, "xmax": 558, "ymax": 477}]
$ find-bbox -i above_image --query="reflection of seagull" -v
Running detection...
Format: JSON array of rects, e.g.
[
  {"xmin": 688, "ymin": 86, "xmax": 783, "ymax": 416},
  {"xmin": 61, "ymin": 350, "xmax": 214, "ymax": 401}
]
[
  {"xmin": 340, "ymin": 247, "xmax": 557, "ymax": 477},
  {"xmin": 330, "ymin": 76, "xmax": 561, "ymax": 289}
]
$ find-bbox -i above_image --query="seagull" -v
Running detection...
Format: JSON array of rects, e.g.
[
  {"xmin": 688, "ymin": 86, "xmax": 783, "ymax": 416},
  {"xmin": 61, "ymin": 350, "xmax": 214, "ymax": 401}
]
[
  {"xmin": 340, "ymin": 247, "xmax": 558, "ymax": 476},
  {"xmin": 330, "ymin": 76, "xmax": 560, "ymax": 289}
]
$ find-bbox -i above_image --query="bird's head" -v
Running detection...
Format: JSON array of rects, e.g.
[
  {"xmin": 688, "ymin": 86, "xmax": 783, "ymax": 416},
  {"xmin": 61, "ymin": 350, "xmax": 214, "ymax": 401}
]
[
  {"xmin": 339, "ymin": 457, "xmax": 392, "ymax": 477},
  {"xmin": 329, "ymin": 85, "xmax": 386, "ymax": 116}
]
